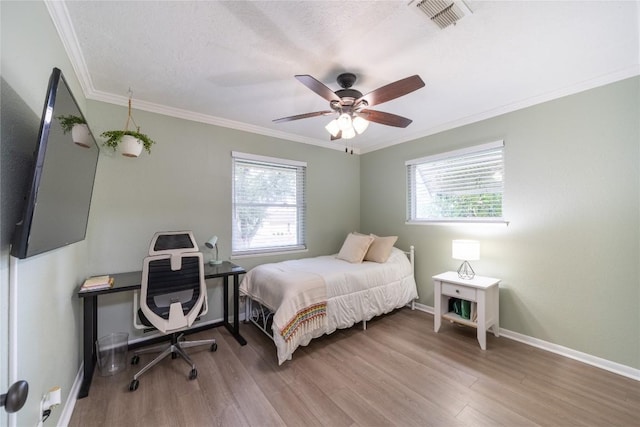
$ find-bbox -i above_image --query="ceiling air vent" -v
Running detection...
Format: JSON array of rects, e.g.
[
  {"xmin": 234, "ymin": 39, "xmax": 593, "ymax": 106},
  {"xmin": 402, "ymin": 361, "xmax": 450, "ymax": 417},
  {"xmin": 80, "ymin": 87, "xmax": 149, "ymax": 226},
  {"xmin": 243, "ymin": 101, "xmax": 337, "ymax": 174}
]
[{"xmin": 409, "ymin": 0, "xmax": 472, "ymax": 29}]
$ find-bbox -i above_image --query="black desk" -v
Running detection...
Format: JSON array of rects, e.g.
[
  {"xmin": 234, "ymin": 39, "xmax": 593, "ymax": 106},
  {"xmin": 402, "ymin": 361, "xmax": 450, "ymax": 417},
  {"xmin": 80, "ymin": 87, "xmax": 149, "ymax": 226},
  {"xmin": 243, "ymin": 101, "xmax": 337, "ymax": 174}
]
[{"xmin": 77, "ymin": 261, "xmax": 246, "ymax": 398}]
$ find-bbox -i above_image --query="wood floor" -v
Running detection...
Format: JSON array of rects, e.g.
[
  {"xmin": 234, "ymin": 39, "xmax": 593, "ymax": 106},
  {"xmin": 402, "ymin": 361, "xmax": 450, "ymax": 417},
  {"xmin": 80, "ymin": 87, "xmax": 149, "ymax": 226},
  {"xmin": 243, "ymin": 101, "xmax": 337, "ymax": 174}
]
[{"xmin": 69, "ymin": 308, "xmax": 639, "ymax": 426}]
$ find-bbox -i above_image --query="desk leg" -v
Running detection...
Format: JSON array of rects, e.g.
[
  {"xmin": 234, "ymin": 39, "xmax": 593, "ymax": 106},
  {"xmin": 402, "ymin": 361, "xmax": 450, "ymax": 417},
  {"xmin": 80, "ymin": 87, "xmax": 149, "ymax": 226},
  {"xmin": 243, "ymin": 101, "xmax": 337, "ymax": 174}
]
[
  {"xmin": 78, "ymin": 295, "xmax": 97, "ymax": 398},
  {"xmin": 222, "ymin": 274, "xmax": 247, "ymax": 346},
  {"xmin": 223, "ymin": 275, "xmax": 229, "ymax": 327},
  {"xmin": 232, "ymin": 274, "xmax": 240, "ymax": 336}
]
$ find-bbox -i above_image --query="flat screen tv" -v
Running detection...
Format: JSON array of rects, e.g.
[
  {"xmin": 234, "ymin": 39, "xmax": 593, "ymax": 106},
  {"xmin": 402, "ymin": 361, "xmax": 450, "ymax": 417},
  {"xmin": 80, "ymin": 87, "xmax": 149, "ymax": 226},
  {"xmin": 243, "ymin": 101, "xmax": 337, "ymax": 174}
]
[{"xmin": 10, "ymin": 67, "xmax": 99, "ymax": 259}]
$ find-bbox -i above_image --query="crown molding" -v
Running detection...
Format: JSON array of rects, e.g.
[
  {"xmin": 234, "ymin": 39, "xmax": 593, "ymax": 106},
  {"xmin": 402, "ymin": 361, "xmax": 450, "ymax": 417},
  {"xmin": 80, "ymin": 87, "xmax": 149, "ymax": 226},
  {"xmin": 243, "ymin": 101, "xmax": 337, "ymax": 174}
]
[
  {"xmin": 45, "ymin": 1, "xmax": 94, "ymax": 97},
  {"xmin": 86, "ymin": 89, "xmax": 357, "ymax": 153},
  {"xmin": 360, "ymin": 65, "xmax": 640, "ymax": 154}
]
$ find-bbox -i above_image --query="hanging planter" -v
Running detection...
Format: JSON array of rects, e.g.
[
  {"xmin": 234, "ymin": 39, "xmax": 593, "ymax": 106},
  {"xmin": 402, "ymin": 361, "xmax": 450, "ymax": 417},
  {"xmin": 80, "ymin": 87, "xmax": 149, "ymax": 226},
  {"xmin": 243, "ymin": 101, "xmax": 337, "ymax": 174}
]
[
  {"xmin": 101, "ymin": 130, "xmax": 155, "ymax": 157},
  {"xmin": 100, "ymin": 92, "xmax": 156, "ymax": 157},
  {"xmin": 71, "ymin": 124, "xmax": 91, "ymax": 148},
  {"xmin": 120, "ymin": 134, "xmax": 143, "ymax": 157},
  {"xmin": 57, "ymin": 115, "xmax": 91, "ymax": 148}
]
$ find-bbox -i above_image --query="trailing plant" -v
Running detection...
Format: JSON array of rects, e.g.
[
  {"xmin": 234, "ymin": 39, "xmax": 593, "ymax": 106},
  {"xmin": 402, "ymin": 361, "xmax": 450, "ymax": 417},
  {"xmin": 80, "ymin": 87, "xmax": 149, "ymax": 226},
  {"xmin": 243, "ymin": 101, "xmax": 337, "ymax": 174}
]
[
  {"xmin": 100, "ymin": 91, "xmax": 157, "ymax": 155},
  {"xmin": 57, "ymin": 115, "xmax": 86, "ymax": 134},
  {"xmin": 100, "ymin": 129, "xmax": 156, "ymax": 154}
]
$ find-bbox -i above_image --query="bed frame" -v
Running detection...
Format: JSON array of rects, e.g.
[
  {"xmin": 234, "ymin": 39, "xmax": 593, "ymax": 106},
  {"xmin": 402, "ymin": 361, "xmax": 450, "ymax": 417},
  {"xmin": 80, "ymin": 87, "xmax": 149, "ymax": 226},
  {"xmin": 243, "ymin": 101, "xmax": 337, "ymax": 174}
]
[{"xmin": 244, "ymin": 245, "xmax": 416, "ymax": 340}]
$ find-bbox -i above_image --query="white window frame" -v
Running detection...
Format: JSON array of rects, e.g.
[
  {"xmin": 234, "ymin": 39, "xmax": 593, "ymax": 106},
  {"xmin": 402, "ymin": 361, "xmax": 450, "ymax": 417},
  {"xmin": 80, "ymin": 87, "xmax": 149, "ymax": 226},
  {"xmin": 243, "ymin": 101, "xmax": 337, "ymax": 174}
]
[
  {"xmin": 231, "ymin": 151, "xmax": 307, "ymax": 257},
  {"xmin": 406, "ymin": 140, "xmax": 506, "ymax": 224}
]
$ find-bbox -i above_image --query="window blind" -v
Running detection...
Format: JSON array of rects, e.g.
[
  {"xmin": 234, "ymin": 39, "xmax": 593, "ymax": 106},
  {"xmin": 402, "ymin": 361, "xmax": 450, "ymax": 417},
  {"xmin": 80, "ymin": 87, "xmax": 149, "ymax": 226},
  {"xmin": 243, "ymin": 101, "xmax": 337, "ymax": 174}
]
[
  {"xmin": 232, "ymin": 152, "xmax": 306, "ymax": 256},
  {"xmin": 406, "ymin": 141, "xmax": 504, "ymax": 222}
]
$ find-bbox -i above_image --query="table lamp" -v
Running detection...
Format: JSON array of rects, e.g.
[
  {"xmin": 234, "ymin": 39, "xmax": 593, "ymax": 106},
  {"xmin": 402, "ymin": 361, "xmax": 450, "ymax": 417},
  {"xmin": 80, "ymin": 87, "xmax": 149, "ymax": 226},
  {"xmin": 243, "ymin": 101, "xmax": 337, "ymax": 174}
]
[
  {"xmin": 205, "ymin": 236, "xmax": 223, "ymax": 265},
  {"xmin": 452, "ymin": 239, "xmax": 480, "ymax": 279}
]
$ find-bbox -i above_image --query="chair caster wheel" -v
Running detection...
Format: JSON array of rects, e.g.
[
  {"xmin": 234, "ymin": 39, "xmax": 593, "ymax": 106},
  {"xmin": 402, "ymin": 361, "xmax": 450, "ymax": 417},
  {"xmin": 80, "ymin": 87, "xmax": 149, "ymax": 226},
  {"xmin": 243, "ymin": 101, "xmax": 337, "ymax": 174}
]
[
  {"xmin": 131, "ymin": 355, "xmax": 140, "ymax": 365},
  {"xmin": 210, "ymin": 343, "xmax": 217, "ymax": 352},
  {"xmin": 189, "ymin": 369, "xmax": 197, "ymax": 380},
  {"xmin": 129, "ymin": 380, "xmax": 139, "ymax": 391}
]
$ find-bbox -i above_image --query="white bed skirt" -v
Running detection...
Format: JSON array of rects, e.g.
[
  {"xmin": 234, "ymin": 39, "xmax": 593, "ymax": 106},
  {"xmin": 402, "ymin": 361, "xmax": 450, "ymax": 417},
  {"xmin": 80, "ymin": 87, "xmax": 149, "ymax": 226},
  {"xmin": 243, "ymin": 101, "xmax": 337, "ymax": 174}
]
[{"xmin": 272, "ymin": 273, "xmax": 418, "ymax": 364}]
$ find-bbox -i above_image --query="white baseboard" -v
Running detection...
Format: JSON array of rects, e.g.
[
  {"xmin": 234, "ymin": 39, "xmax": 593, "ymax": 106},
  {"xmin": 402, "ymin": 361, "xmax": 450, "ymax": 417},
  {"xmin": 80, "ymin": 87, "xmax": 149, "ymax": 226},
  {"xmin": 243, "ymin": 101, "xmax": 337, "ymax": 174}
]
[
  {"xmin": 413, "ymin": 302, "xmax": 639, "ymax": 381},
  {"xmin": 58, "ymin": 365, "xmax": 82, "ymax": 427},
  {"xmin": 499, "ymin": 329, "xmax": 640, "ymax": 381},
  {"xmin": 414, "ymin": 301, "xmax": 434, "ymax": 315}
]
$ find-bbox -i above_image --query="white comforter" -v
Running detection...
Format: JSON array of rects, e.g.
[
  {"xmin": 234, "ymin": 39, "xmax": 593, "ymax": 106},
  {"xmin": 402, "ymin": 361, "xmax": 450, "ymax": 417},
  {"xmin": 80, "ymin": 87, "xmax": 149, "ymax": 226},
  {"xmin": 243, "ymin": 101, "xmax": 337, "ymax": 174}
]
[{"xmin": 240, "ymin": 247, "xmax": 418, "ymax": 364}]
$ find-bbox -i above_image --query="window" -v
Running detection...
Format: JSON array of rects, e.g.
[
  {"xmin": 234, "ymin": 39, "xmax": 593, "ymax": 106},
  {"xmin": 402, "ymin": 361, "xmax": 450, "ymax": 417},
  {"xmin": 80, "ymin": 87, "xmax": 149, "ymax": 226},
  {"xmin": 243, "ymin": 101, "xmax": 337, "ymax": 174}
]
[
  {"xmin": 406, "ymin": 140, "xmax": 505, "ymax": 223},
  {"xmin": 232, "ymin": 152, "xmax": 306, "ymax": 256}
]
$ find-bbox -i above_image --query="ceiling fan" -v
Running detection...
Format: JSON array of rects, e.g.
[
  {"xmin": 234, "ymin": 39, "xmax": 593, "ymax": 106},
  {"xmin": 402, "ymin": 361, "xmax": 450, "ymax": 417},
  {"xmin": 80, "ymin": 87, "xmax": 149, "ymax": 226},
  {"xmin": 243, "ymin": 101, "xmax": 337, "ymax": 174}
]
[{"xmin": 273, "ymin": 73, "xmax": 425, "ymax": 140}]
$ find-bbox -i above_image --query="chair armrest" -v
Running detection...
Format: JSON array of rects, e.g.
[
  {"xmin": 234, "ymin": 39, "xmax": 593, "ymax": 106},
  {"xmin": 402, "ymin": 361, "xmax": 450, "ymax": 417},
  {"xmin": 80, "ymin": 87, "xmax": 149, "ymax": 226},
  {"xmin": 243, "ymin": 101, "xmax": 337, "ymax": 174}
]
[
  {"xmin": 133, "ymin": 291, "xmax": 146, "ymax": 330},
  {"xmin": 200, "ymin": 295, "xmax": 208, "ymax": 317}
]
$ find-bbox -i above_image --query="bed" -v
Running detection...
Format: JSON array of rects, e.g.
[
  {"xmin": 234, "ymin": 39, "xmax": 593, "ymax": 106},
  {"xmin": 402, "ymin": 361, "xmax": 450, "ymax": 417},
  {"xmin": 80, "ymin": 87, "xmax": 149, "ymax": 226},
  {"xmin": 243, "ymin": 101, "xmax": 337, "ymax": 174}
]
[{"xmin": 240, "ymin": 233, "xmax": 418, "ymax": 365}]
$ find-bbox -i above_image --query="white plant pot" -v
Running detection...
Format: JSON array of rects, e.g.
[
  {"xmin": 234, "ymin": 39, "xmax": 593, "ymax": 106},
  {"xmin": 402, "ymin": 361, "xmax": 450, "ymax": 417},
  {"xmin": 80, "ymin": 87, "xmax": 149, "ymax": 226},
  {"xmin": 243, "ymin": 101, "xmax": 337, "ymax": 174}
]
[
  {"xmin": 119, "ymin": 135, "xmax": 143, "ymax": 157},
  {"xmin": 71, "ymin": 123, "xmax": 91, "ymax": 148}
]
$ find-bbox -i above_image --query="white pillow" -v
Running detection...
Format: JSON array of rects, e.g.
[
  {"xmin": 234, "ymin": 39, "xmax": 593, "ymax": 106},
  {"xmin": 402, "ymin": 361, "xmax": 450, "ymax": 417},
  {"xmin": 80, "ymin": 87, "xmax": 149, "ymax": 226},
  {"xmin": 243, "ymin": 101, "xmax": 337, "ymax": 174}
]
[
  {"xmin": 337, "ymin": 233, "xmax": 374, "ymax": 263},
  {"xmin": 364, "ymin": 235, "xmax": 398, "ymax": 263}
]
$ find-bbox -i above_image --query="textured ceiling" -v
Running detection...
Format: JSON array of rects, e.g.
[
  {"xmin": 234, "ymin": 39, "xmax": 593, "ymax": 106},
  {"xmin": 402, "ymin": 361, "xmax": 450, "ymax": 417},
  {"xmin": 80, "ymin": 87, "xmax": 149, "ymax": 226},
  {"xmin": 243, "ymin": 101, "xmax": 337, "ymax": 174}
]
[{"xmin": 48, "ymin": 1, "xmax": 639, "ymax": 153}]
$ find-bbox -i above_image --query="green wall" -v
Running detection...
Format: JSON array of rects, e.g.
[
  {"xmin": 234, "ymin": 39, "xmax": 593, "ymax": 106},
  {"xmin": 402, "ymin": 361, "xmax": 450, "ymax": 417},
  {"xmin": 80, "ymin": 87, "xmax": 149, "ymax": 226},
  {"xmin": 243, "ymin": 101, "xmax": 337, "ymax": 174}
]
[
  {"xmin": 361, "ymin": 77, "xmax": 640, "ymax": 369},
  {"xmin": 84, "ymin": 100, "xmax": 361, "ymax": 339},
  {"xmin": 1, "ymin": 2, "xmax": 90, "ymax": 426}
]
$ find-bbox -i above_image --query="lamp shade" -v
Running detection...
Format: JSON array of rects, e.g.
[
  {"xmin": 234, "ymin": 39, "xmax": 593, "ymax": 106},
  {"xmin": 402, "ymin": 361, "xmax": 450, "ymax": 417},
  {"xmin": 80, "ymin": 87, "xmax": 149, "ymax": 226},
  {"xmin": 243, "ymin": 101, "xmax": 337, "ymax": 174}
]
[
  {"xmin": 452, "ymin": 240, "xmax": 480, "ymax": 261},
  {"xmin": 352, "ymin": 116, "xmax": 369, "ymax": 134},
  {"xmin": 325, "ymin": 119, "xmax": 340, "ymax": 137},
  {"xmin": 341, "ymin": 127, "xmax": 356, "ymax": 139},
  {"xmin": 205, "ymin": 236, "xmax": 218, "ymax": 249},
  {"xmin": 337, "ymin": 113, "xmax": 352, "ymax": 131}
]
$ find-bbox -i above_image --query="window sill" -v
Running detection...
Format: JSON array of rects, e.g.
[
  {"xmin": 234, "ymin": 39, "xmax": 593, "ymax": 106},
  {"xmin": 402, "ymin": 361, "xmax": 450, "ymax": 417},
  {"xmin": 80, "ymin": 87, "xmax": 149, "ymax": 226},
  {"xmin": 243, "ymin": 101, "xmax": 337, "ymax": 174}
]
[{"xmin": 231, "ymin": 247, "xmax": 308, "ymax": 259}]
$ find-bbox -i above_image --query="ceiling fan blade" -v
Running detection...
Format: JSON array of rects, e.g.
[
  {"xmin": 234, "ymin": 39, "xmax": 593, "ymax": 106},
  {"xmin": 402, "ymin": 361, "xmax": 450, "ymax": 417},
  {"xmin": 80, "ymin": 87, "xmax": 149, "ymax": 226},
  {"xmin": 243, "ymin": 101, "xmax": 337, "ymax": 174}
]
[
  {"xmin": 359, "ymin": 109, "xmax": 413, "ymax": 128},
  {"xmin": 273, "ymin": 110, "xmax": 334, "ymax": 123},
  {"xmin": 295, "ymin": 75, "xmax": 342, "ymax": 103},
  {"xmin": 356, "ymin": 75, "xmax": 425, "ymax": 107}
]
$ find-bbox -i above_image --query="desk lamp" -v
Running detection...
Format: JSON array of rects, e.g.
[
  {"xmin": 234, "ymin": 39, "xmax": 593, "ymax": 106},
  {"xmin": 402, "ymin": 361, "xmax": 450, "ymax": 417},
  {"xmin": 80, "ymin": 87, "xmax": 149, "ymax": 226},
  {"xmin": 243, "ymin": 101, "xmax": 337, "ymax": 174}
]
[
  {"xmin": 205, "ymin": 236, "xmax": 223, "ymax": 265},
  {"xmin": 452, "ymin": 239, "xmax": 480, "ymax": 279}
]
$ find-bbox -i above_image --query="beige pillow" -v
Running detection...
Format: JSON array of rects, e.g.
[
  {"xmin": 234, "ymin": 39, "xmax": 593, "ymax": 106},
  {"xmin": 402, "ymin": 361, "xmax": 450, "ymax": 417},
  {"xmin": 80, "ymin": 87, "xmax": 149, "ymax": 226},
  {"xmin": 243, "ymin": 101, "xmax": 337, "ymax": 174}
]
[
  {"xmin": 337, "ymin": 233, "xmax": 374, "ymax": 263},
  {"xmin": 364, "ymin": 235, "xmax": 398, "ymax": 263}
]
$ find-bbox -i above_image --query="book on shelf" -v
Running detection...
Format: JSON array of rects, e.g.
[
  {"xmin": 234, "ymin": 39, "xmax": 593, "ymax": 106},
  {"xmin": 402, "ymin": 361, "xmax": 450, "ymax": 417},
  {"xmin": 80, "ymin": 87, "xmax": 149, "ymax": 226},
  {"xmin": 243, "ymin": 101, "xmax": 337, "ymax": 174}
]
[
  {"xmin": 448, "ymin": 298, "xmax": 478, "ymax": 322},
  {"xmin": 80, "ymin": 275, "xmax": 113, "ymax": 291}
]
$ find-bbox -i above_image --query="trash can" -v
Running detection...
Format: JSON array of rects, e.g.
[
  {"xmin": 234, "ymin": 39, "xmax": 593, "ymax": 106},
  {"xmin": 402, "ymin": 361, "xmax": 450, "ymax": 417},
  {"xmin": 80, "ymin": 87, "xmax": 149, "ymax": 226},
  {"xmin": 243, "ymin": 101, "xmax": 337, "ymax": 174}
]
[{"xmin": 96, "ymin": 332, "xmax": 128, "ymax": 376}]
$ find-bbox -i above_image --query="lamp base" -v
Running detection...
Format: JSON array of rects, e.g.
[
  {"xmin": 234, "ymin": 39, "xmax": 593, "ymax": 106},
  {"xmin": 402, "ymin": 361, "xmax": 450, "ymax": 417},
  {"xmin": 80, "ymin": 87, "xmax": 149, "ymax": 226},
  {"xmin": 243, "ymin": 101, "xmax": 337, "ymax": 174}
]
[
  {"xmin": 457, "ymin": 261, "xmax": 475, "ymax": 280},
  {"xmin": 209, "ymin": 259, "xmax": 223, "ymax": 265}
]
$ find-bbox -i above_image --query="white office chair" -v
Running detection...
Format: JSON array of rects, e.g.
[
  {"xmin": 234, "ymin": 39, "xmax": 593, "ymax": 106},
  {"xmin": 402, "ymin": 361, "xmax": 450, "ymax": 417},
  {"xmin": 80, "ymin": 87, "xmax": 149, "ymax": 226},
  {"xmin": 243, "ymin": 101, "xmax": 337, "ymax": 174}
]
[{"xmin": 129, "ymin": 231, "xmax": 217, "ymax": 392}]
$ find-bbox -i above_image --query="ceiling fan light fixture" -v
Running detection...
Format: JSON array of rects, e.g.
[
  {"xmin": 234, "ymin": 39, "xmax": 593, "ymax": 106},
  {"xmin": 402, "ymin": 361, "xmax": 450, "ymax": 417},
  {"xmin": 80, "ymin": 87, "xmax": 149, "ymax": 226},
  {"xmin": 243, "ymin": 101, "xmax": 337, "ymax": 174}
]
[
  {"xmin": 337, "ymin": 113, "xmax": 352, "ymax": 131},
  {"xmin": 353, "ymin": 116, "xmax": 369, "ymax": 134},
  {"xmin": 325, "ymin": 119, "xmax": 340, "ymax": 137},
  {"xmin": 341, "ymin": 127, "xmax": 356, "ymax": 140},
  {"xmin": 277, "ymin": 73, "xmax": 424, "ymax": 142}
]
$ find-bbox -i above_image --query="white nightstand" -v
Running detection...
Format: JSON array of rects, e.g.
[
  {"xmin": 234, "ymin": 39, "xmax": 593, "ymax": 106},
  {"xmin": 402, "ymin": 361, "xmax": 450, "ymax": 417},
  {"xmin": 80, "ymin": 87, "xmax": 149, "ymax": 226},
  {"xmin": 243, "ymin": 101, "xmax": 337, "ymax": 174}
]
[{"xmin": 433, "ymin": 271, "xmax": 500, "ymax": 350}]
